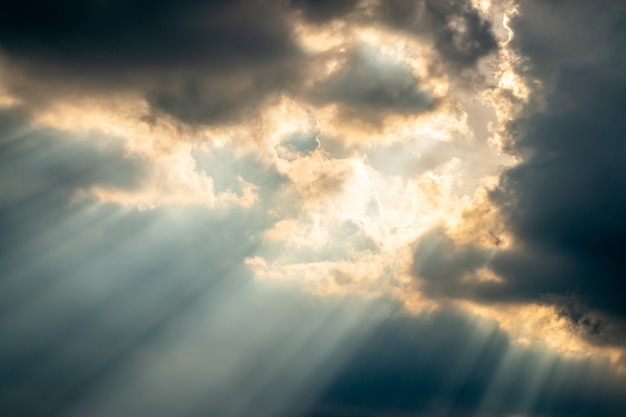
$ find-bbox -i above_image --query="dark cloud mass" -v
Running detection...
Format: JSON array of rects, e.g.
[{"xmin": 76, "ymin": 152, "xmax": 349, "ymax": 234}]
[
  {"xmin": 0, "ymin": 0, "xmax": 300, "ymax": 124},
  {"xmin": 379, "ymin": 0, "xmax": 498, "ymax": 69},
  {"xmin": 290, "ymin": 0, "xmax": 359, "ymax": 23},
  {"xmin": 491, "ymin": 0, "xmax": 626, "ymax": 326},
  {"xmin": 412, "ymin": 0, "xmax": 626, "ymax": 348},
  {"xmin": 308, "ymin": 46, "xmax": 435, "ymax": 124},
  {"xmin": 0, "ymin": 0, "xmax": 496, "ymax": 126}
]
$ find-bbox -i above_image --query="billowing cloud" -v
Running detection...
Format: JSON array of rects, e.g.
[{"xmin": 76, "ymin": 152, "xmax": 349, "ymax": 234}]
[
  {"xmin": 410, "ymin": 0, "xmax": 626, "ymax": 353},
  {"xmin": 290, "ymin": 0, "xmax": 359, "ymax": 23},
  {"xmin": 0, "ymin": 0, "xmax": 497, "ymax": 128},
  {"xmin": 490, "ymin": 0, "xmax": 626, "ymax": 320},
  {"xmin": 377, "ymin": 0, "xmax": 499, "ymax": 70},
  {"xmin": 0, "ymin": 0, "xmax": 300, "ymax": 126}
]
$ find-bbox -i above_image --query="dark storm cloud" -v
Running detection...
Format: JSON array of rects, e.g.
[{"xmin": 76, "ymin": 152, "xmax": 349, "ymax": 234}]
[
  {"xmin": 0, "ymin": 0, "xmax": 301, "ymax": 125},
  {"xmin": 490, "ymin": 0, "xmax": 626, "ymax": 324},
  {"xmin": 412, "ymin": 0, "xmax": 626, "ymax": 347},
  {"xmin": 413, "ymin": 231, "xmax": 626, "ymax": 348},
  {"xmin": 0, "ymin": 0, "xmax": 294, "ymax": 73},
  {"xmin": 144, "ymin": 67, "xmax": 296, "ymax": 126},
  {"xmin": 0, "ymin": 0, "xmax": 497, "ymax": 72},
  {"xmin": 0, "ymin": 0, "xmax": 497, "ymax": 127},
  {"xmin": 307, "ymin": 46, "xmax": 435, "ymax": 124},
  {"xmin": 413, "ymin": 230, "xmax": 588, "ymax": 306},
  {"xmin": 377, "ymin": 0, "xmax": 498, "ymax": 70},
  {"xmin": 290, "ymin": 0, "xmax": 359, "ymax": 23}
]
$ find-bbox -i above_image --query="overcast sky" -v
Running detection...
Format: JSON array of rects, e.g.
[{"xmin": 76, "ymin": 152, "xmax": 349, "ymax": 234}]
[{"xmin": 2, "ymin": 1, "xmax": 626, "ymax": 416}]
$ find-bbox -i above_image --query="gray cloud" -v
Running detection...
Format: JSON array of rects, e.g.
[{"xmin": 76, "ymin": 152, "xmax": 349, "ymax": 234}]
[
  {"xmin": 0, "ymin": 0, "xmax": 495, "ymax": 127},
  {"xmin": 3, "ymin": 1, "xmax": 626, "ymax": 416},
  {"xmin": 145, "ymin": 67, "xmax": 297, "ymax": 126},
  {"xmin": 542, "ymin": 293, "xmax": 606, "ymax": 337},
  {"xmin": 490, "ymin": 0, "xmax": 626, "ymax": 321},
  {"xmin": 377, "ymin": 0, "xmax": 498, "ymax": 70},
  {"xmin": 0, "ymin": 0, "xmax": 300, "ymax": 125},
  {"xmin": 410, "ymin": 0, "xmax": 626, "ymax": 348},
  {"xmin": 412, "ymin": 228, "xmax": 493, "ymax": 299},
  {"xmin": 307, "ymin": 46, "xmax": 435, "ymax": 125},
  {"xmin": 290, "ymin": 0, "xmax": 359, "ymax": 23}
]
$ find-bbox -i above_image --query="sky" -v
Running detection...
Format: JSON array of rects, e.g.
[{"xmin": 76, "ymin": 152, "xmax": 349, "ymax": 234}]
[{"xmin": 1, "ymin": 1, "xmax": 626, "ymax": 416}]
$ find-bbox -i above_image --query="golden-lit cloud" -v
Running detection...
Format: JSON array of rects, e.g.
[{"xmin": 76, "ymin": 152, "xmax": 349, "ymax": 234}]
[{"xmin": 460, "ymin": 301, "xmax": 626, "ymax": 368}]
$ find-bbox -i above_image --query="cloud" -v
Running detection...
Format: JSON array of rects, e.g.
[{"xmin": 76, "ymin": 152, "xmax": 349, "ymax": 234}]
[
  {"xmin": 0, "ymin": 0, "xmax": 300, "ymax": 125},
  {"xmin": 489, "ymin": 0, "xmax": 626, "ymax": 329},
  {"xmin": 306, "ymin": 45, "xmax": 435, "ymax": 125},
  {"xmin": 377, "ymin": 0, "xmax": 499, "ymax": 70},
  {"xmin": 290, "ymin": 0, "xmax": 359, "ymax": 23},
  {"xmin": 0, "ymin": 0, "xmax": 497, "ymax": 128},
  {"xmin": 409, "ymin": 0, "xmax": 626, "ymax": 351},
  {"xmin": 0, "ymin": 0, "xmax": 295, "ymax": 74}
]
